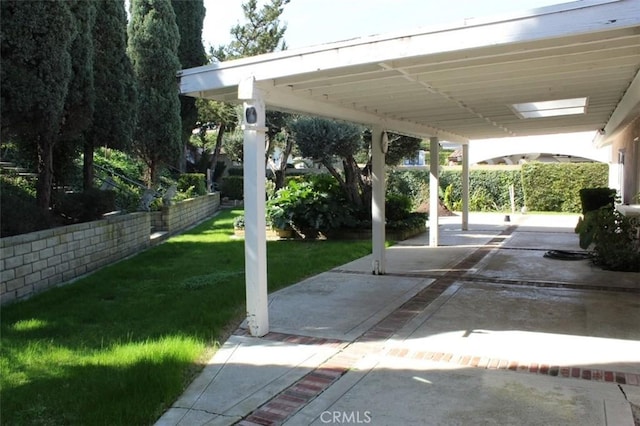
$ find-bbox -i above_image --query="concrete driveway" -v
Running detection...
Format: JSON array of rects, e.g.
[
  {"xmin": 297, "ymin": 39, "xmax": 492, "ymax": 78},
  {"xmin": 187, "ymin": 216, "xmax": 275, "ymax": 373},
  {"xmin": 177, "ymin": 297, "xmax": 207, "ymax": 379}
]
[{"xmin": 156, "ymin": 213, "xmax": 640, "ymax": 426}]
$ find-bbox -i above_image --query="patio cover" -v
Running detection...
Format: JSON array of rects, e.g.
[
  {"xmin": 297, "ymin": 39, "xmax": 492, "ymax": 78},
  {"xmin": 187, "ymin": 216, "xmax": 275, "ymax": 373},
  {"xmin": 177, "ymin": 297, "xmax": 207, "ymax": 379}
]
[{"xmin": 178, "ymin": 0, "xmax": 640, "ymax": 335}]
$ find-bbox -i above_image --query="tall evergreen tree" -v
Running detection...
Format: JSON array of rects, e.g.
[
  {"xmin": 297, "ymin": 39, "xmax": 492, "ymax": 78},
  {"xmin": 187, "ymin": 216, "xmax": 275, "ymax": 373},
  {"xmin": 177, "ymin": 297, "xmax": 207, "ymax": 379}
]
[
  {"xmin": 128, "ymin": 0, "xmax": 181, "ymax": 185},
  {"xmin": 54, "ymin": 0, "xmax": 97, "ymax": 187},
  {"xmin": 171, "ymin": 0, "xmax": 207, "ymax": 172},
  {"xmin": 84, "ymin": 0, "xmax": 137, "ymax": 190},
  {"xmin": 1, "ymin": 1, "xmax": 77, "ymax": 211}
]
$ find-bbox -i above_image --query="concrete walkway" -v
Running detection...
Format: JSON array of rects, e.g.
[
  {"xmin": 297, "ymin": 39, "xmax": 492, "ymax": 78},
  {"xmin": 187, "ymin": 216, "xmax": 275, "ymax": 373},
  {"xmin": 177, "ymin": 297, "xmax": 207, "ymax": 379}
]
[{"xmin": 156, "ymin": 213, "xmax": 640, "ymax": 426}]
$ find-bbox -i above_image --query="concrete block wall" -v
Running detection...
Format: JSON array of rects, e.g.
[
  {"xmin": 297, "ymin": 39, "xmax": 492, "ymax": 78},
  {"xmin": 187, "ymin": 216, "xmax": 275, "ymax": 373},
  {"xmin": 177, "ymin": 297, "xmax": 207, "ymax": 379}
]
[
  {"xmin": 158, "ymin": 192, "xmax": 220, "ymax": 234},
  {"xmin": 1, "ymin": 212, "xmax": 150, "ymax": 305}
]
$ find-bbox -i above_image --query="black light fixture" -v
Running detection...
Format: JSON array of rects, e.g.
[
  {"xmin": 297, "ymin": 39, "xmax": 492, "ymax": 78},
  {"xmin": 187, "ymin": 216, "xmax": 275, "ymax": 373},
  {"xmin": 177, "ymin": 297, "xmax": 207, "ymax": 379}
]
[{"xmin": 245, "ymin": 105, "xmax": 258, "ymax": 124}]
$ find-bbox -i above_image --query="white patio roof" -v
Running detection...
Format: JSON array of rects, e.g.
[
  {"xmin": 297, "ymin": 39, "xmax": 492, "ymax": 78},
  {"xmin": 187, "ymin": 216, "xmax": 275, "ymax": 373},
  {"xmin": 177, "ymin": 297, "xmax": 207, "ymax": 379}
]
[{"xmin": 179, "ymin": 0, "xmax": 640, "ymax": 146}]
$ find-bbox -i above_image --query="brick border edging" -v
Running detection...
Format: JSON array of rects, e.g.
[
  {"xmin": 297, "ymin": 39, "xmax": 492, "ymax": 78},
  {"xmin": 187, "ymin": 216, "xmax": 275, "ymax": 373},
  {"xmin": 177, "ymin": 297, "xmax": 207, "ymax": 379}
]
[
  {"xmin": 235, "ymin": 228, "xmax": 518, "ymax": 425},
  {"xmin": 383, "ymin": 347, "xmax": 640, "ymax": 386}
]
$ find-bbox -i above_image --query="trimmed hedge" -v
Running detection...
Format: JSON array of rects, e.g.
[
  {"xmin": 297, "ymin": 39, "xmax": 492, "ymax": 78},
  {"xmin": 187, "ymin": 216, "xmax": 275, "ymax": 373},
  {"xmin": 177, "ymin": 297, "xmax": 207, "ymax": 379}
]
[
  {"xmin": 178, "ymin": 173, "xmax": 206, "ymax": 196},
  {"xmin": 521, "ymin": 163, "xmax": 608, "ymax": 212},
  {"xmin": 440, "ymin": 169, "xmax": 524, "ymax": 212},
  {"xmin": 388, "ymin": 163, "xmax": 608, "ymax": 213},
  {"xmin": 220, "ymin": 176, "xmax": 243, "ymax": 200}
]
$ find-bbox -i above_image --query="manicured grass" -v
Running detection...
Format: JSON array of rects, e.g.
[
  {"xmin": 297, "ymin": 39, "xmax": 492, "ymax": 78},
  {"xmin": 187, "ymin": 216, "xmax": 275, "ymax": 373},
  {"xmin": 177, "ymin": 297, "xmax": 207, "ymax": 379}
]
[{"xmin": 0, "ymin": 210, "xmax": 372, "ymax": 425}]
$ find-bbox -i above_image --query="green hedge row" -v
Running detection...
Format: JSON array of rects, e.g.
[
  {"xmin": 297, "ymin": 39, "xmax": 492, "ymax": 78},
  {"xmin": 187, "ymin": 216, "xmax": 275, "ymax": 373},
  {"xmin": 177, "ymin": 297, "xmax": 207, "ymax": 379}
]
[
  {"xmin": 388, "ymin": 163, "xmax": 608, "ymax": 213},
  {"xmin": 219, "ymin": 163, "xmax": 609, "ymax": 213},
  {"xmin": 520, "ymin": 163, "xmax": 608, "ymax": 212}
]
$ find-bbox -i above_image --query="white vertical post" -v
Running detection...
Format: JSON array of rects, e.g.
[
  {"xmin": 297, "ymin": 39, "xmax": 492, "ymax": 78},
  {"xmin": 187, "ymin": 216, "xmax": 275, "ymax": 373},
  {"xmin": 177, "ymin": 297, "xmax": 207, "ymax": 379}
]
[
  {"xmin": 239, "ymin": 78, "xmax": 268, "ymax": 337},
  {"xmin": 462, "ymin": 143, "xmax": 469, "ymax": 231},
  {"xmin": 371, "ymin": 128, "xmax": 386, "ymax": 275},
  {"xmin": 429, "ymin": 137, "xmax": 440, "ymax": 247}
]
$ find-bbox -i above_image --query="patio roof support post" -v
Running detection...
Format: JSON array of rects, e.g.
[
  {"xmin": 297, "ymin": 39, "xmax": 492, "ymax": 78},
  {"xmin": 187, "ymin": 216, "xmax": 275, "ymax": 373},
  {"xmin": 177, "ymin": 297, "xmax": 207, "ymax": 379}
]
[
  {"xmin": 429, "ymin": 137, "xmax": 440, "ymax": 247},
  {"xmin": 239, "ymin": 77, "xmax": 268, "ymax": 337},
  {"xmin": 371, "ymin": 127, "xmax": 386, "ymax": 274},
  {"xmin": 462, "ymin": 143, "xmax": 469, "ymax": 231}
]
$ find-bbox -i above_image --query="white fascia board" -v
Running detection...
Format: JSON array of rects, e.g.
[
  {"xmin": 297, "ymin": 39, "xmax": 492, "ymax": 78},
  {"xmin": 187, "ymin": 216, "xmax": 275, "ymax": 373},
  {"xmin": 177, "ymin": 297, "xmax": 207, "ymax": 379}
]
[
  {"xmin": 179, "ymin": 0, "xmax": 638, "ymax": 95},
  {"xmin": 593, "ymin": 68, "xmax": 640, "ymax": 147},
  {"xmin": 258, "ymin": 84, "xmax": 468, "ymax": 143}
]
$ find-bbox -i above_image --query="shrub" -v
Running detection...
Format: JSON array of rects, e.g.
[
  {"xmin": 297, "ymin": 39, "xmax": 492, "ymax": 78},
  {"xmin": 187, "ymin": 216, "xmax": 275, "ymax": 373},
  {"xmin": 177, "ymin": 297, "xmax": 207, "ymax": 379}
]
[
  {"xmin": 386, "ymin": 169, "xmax": 429, "ymax": 209},
  {"xmin": 267, "ymin": 175, "xmax": 354, "ymax": 234},
  {"xmin": 0, "ymin": 176, "xmax": 52, "ymax": 237},
  {"xmin": 441, "ymin": 169, "xmax": 524, "ymax": 212},
  {"xmin": 386, "ymin": 212, "xmax": 428, "ymax": 231},
  {"xmin": 95, "ymin": 147, "xmax": 146, "ymax": 180},
  {"xmin": 94, "ymin": 148, "xmax": 147, "ymax": 212},
  {"xmin": 521, "ymin": 163, "xmax": 608, "ymax": 212},
  {"xmin": 385, "ymin": 193, "xmax": 412, "ymax": 221},
  {"xmin": 51, "ymin": 189, "xmax": 117, "ymax": 224},
  {"xmin": 579, "ymin": 187, "xmax": 616, "ymax": 213},
  {"xmin": 576, "ymin": 207, "xmax": 640, "ymax": 272},
  {"xmin": 227, "ymin": 167, "xmax": 243, "ymax": 176},
  {"xmin": 178, "ymin": 173, "xmax": 206, "ymax": 196},
  {"xmin": 220, "ymin": 176, "xmax": 243, "ymax": 200}
]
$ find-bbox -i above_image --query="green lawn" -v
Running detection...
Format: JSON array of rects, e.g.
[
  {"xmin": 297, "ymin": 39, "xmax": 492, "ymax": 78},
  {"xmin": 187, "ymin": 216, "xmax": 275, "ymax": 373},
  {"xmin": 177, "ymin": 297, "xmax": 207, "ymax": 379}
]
[{"xmin": 0, "ymin": 210, "xmax": 372, "ymax": 425}]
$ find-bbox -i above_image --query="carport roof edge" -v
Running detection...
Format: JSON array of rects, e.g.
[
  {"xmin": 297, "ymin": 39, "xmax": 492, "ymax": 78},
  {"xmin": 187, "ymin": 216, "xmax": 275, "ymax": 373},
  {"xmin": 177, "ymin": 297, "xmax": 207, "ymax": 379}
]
[{"xmin": 178, "ymin": 0, "xmax": 640, "ymax": 142}]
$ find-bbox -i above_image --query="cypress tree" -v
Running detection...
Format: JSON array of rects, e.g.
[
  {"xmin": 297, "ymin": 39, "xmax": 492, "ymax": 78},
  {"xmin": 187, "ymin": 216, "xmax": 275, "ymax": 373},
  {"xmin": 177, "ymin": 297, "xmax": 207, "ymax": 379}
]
[
  {"xmin": 128, "ymin": 0, "xmax": 182, "ymax": 185},
  {"xmin": 1, "ymin": 1, "xmax": 77, "ymax": 211},
  {"xmin": 84, "ymin": 0, "xmax": 137, "ymax": 190},
  {"xmin": 171, "ymin": 0, "xmax": 207, "ymax": 172},
  {"xmin": 54, "ymin": 0, "xmax": 97, "ymax": 187}
]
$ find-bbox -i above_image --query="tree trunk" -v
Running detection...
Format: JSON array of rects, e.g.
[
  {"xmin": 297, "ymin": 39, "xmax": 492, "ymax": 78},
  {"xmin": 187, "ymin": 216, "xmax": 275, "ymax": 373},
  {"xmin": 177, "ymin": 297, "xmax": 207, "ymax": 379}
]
[
  {"xmin": 36, "ymin": 137, "xmax": 54, "ymax": 213},
  {"xmin": 342, "ymin": 158, "xmax": 363, "ymax": 209},
  {"xmin": 322, "ymin": 160, "xmax": 351, "ymax": 201},
  {"xmin": 209, "ymin": 122, "xmax": 226, "ymax": 189},
  {"xmin": 274, "ymin": 134, "xmax": 293, "ymax": 190},
  {"xmin": 83, "ymin": 139, "xmax": 94, "ymax": 191}
]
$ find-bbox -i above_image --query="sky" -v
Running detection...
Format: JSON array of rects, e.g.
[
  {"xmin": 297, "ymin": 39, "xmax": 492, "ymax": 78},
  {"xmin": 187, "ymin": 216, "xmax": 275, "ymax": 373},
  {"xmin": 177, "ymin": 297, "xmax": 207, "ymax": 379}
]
[{"xmin": 201, "ymin": 0, "xmax": 575, "ymax": 51}]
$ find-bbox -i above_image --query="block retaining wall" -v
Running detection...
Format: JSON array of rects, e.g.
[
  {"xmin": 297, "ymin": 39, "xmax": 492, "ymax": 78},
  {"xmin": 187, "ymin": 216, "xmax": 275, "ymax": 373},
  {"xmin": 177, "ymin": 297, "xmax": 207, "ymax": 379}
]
[
  {"xmin": 0, "ymin": 193, "xmax": 221, "ymax": 305},
  {"xmin": 155, "ymin": 192, "xmax": 220, "ymax": 234}
]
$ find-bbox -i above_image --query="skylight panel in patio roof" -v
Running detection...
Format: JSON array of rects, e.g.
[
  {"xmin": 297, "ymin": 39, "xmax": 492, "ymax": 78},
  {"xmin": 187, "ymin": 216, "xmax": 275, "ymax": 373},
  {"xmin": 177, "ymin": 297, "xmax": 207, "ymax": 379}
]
[{"xmin": 511, "ymin": 97, "xmax": 588, "ymax": 119}]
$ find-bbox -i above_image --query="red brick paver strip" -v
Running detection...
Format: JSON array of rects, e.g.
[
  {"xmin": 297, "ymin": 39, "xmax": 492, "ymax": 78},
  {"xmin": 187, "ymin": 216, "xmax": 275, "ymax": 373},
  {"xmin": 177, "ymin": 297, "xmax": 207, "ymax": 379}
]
[
  {"xmin": 382, "ymin": 348, "xmax": 640, "ymax": 388},
  {"xmin": 234, "ymin": 225, "xmax": 635, "ymax": 425}
]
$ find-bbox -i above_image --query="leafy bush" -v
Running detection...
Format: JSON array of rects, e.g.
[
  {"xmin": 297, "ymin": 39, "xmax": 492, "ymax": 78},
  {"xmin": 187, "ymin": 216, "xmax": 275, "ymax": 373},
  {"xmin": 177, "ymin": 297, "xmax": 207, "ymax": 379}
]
[
  {"xmin": 385, "ymin": 193, "xmax": 412, "ymax": 221},
  {"xmin": 51, "ymin": 189, "xmax": 117, "ymax": 224},
  {"xmin": 94, "ymin": 147, "xmax": 146, "ymax": 181},
  {"xmin": 575, "ymin": 207, "xmax": 640, "ymax": 272},
  {"xmin": 579, "ymin": 187, "xmax": 616, "ymax": 213},
  {"xmin": 440, "ymin": 169, "xmax": 524, "ymax": 212},
  {"xmin": 94, "ymin": 148, "xmax": 147, "ymax": 212},
  {"xmin": 177, "ymin": 173, "xmax": 206, "ymax": 196},
  {"xmin": 220, "ymin": 176, "xmax": 243, "ymax": 200},
  {"xmin": 390, "ymin": 165, "xmax": 606, "ymax": 213},
  {"xmin": 0, "ymin": 176, "xmax": 52, "ymax": 237},
  {"xmin": 386, "ymin": 212, "xmax": 428, "ymax": 230},
  {"xmin": 521, "ymin": 163, "xmax": 608, "ymax": 212},
  {"xmin": 267, "ymin": 175, "xmax": 355, "ymax": 235},
  {"xmin": 227, "ymin": 167, "xmax": 243, "ymax": 176},
  {"xmin": 386, "ymin": 169, "xmax": 429, "ymax": 209}
]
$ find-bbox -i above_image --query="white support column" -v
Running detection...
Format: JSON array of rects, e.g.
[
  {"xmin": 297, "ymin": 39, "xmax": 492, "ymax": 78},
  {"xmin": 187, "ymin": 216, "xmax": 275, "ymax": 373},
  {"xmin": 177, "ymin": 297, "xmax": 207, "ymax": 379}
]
[
  {"xmin": 462, "ymin": 143, "xmax": 469, "ymax": 231},
  {"xmin": 371, "ymin": 128, "xmax": 386, "ymax": 275},
  {"xmin": 239, "ymin": 78, "xmax": 268, "ymax": 337},
  {"xmin": 429, "ymin": 137, "xmax": 440, "ymax": 247}
]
